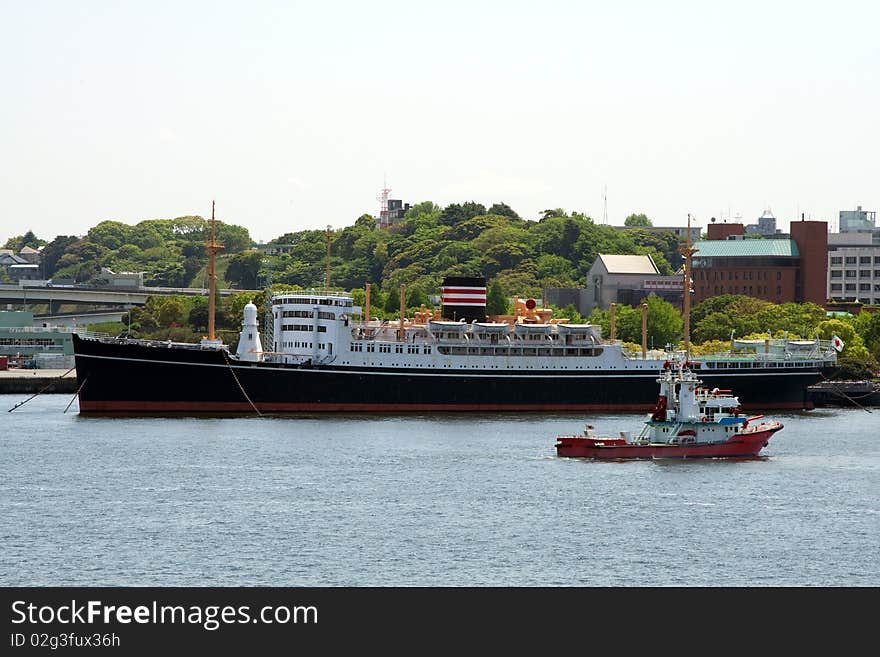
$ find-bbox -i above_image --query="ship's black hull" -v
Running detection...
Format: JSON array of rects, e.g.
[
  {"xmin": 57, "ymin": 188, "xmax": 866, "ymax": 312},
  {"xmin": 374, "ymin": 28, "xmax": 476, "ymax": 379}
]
[{"xmin": 72, "ymin": 335, "xmax": 828, "ymax": 414}]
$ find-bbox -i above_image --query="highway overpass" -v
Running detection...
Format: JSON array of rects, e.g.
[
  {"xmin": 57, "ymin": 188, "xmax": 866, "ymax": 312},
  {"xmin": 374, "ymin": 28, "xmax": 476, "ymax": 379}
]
[
  {"xmin": 33, "ymin": 309, "xmax": 128, "ymax": 328},
  {"xmin": 0, "ymin": 284, "xmax": 260, "ymax": 307}
]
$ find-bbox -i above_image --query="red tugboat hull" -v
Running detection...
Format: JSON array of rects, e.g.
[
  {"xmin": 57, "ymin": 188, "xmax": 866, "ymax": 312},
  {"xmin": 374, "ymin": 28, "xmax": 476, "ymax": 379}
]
[{"xmin": 555, "ymin": 424, "xmax": 783, "ymax": 459}]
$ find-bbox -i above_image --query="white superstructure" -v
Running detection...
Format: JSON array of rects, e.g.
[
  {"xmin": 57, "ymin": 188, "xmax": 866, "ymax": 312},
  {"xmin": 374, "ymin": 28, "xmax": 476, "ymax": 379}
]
[{"xmin": 259, "ymin": 290, "xmax": 837, "ymax": 373}]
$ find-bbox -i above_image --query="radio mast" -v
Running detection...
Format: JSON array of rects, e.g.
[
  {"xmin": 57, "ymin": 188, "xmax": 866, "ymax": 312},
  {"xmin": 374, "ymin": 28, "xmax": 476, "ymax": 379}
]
[{"xmin": 603, "ymin": 185, "xmax": 608, "ymax": 224}]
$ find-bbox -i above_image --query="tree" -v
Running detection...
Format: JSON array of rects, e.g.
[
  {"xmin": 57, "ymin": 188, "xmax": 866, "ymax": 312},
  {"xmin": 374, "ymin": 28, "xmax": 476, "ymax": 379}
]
[
  {"xmin": 438, "ymin": 202, "xmax": 485, "ymax": 227},
  {"xmin": 628, "ymin": 228, "xmax": 681, "ymax": 271},
  {"xmin": 188, "ymin": 299, "xmax": 209, "ymax": 332},
  {"xmin": 448, "ymin": 214, "xmax": 514, "ymax": 241},
  {"xmin": 158, "ymin": 299, "xmax": 184, "ymax": 327},
  {"xmin": 643, "ymin": 294, "xmax": 683, "ymax": 346},
  {"xmin": 88, "ymin": 220, "xmax": 133, "ymax": 250},
  {"xmin": 403, "ymin": 201, "xmax": 441, "ymax": 221},
  {"xmin": 481, "ymin": 242, "xmax": 529, "ymax": 277},
  {"xmin": 624, "ymin": 213, "xmax": 652, "ymax": 227},
  {"xmin": 3, "ymin": 230, "xmax": 46, "ymax": 251},
  {"xmin": 816, "ymin": 319, "xmax": 862, "ymax": 353},
  {"xmin": 536, "ymin": 254, "xmax": 575, "ymax": 282},
  {"xmin": 22, "ymin": 230, "xmax": 46, "ymax": 248},
  {"xmin": 406, "ymin": 286, "xmax": 428, "ymax": 309},
  {"xmin": 217, "ymin": 222, "xmax": 253, "ymax": 253},
  {"xmin": 488, "ymin": 202, "xmax": 521, "ymax": 220},
  {"xmin": 693, "ymin": 311, "xmax": 737, "ymax": 343},
  {"xmin": 130, "ymin": 222, "xmax": 166, "ymax": 249},
  {"xmin": 850, "ymin": 310, "xmax": 880, "ymax": 360},
  {"xmin": 486, "ymin": 280, "xmax": 508, "ymax": 315},
  {"xmin": 834, "ymin": 353, "xmax": 878, "ymax": 380},
  {"xmin": 355, "ymin": 213, "xmax": 377, "ymax": 229},
  {"xmin": 540, "ymin": 208, "xmax": 568, "ymax": 221},
  {"xmin": 384, "ymin": 285, "xmax": 405, "ymax": 314},
  {"xmin": 226, "ymin": 250, "xmax": 263, "ymax": 289},
  {"xmin": 40, "ymin": 235, "xmax": 80, "ymax": 278},
  {"xmin": 554, "ymin": 304, "xmax": 583, "ymax": 323}
]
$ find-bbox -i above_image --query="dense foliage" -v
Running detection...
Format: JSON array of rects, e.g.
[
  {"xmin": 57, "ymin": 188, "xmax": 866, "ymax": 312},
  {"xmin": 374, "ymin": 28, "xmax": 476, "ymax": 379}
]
[
  {"xmin": 256, "ymin": 203, "xmax": 682, "ymax": 300},
  {"xmin": 6, "ymin": 216, "xmax": 253, "ymax": 287}
]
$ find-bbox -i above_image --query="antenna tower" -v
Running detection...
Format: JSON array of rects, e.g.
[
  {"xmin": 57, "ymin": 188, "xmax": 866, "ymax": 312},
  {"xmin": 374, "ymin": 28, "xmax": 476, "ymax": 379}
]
[
  {"xmin": 603, "ymin": 185, "xmax": 608, "ymax": 224},
  {"xmin": 377, "ymin": 176, "xmax": 392, "ymax": 228}
]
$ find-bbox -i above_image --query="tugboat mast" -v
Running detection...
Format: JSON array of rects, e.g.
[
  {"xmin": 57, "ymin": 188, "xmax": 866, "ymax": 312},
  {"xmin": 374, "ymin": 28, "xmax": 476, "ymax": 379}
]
[
  {"xmin": 680, "ymin": 213, "xmax": 698, "ymax": 356},
  {"xmin": 206, "ymin": 200, "xmax": 224, "ymax": 342}
]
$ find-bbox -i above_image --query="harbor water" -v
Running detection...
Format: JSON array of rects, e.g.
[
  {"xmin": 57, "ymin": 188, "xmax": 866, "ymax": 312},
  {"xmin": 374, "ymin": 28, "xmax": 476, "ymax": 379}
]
[{"xmin": 2, "ymin": 395, "xmax": 878, "ymax": 586}]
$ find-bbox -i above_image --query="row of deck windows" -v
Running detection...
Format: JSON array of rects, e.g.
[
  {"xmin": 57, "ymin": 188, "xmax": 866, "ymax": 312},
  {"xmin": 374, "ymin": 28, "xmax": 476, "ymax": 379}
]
[
  {"xmin": 350, "ymin": 342, "xmax": 433, "ymax": 354},
  {"xmin": 281, "ymin": 324, "xmax": 327, "ymax": 333},
  {"xmin": 277, "ymin": 298, "xmax": 352, "ymax": 307},
  {"xmin": 705, "ymin": 361, "xmax": 817, "ymax": 368}
]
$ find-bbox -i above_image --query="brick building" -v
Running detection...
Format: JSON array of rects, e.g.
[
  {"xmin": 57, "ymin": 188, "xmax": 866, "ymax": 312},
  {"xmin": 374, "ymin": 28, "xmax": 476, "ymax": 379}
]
[
  {"xmin": 706, "ymin": 222, "xmax": 746, "ymax": 241},
  {"xmin": 691, "ymin": 220, "xmax": 827, "ymax": 305}
]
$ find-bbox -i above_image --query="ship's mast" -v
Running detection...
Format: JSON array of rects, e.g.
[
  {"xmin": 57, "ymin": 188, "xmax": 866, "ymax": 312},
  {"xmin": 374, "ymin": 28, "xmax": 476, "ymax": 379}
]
[
  {"xmin": 206, "ymin": 201, "xmax": 224, "ymax": 342},
  {"xmin": 324, "ymin": 225, "xmax": 332, "ymax": 290},
  {"xmin": 679, "ymin": 213, "xmax": 698, "ymax": 356}
]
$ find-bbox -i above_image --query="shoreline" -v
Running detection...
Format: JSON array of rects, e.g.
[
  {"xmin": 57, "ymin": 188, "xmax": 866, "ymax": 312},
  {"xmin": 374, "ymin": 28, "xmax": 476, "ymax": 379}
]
[{"xmin": 0, "ymin": 368, "xmax": 78, "ymax": 394}]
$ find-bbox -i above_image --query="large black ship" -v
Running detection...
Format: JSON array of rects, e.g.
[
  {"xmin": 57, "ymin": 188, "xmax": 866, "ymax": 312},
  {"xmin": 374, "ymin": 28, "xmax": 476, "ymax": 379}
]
[
  {"xmin": 72, "ymin": 285, "xmax": 837, "ymax": 414},
  {"xmin": 72, "ymin": 212, "xmax": 838, "ymax": 414}
]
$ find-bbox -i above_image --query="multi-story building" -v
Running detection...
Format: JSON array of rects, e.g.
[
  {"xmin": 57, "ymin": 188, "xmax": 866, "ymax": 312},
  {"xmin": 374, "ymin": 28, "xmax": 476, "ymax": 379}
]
[
  {"xmin": 827, "ymin": 232, "xmax": 880, "ymax": 304},
  {"xmin": 745, "ymin": 210, "xmax": 784, "ymax": 237},
  {"xmin": 378, "ymin": 199, "xmax": 411, "ymax": 229},
  {"xmin": 839, "ymin": 206, "xmax": 876, "ymax": 234}
]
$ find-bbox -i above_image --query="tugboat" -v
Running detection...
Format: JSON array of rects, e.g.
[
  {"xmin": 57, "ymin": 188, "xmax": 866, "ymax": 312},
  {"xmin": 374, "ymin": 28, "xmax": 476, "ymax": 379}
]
[{"xmin": 555, "ymin": 362, "xmax": 783, "ymax": 459}]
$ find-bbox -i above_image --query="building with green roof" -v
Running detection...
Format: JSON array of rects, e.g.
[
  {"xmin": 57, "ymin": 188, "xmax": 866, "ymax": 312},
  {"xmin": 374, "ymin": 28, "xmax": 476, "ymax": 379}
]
[{"xmin": 690, "ymin": 220, "xmax": 828, "ymax": 306}]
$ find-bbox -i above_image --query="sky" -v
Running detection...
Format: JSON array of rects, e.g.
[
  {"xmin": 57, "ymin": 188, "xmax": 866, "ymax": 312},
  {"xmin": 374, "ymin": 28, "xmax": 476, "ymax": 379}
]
[{"xmin": 1, "ymin": 0, "xmax": 878, "ymax": 245}]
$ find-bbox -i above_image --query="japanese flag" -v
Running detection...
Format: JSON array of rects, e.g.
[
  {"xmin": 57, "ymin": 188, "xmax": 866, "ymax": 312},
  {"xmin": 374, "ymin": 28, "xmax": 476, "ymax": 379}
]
[{"xmin": 831, "ymin": 335, "xmax": 845, "ymax": 352}]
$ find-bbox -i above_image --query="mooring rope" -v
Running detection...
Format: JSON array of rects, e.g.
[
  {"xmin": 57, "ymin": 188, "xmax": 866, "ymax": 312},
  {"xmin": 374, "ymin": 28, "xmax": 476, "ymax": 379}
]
[
  {"xmin": 817, "ymin": 372, "xmax": 873, "ymax": 413},
  {"xmin": 7, "ymin": 366, "xmax": 77, "ymax": 413},
  {"xmin": 63, "ymin": 374, "xmax": 89, "ymax": 413},
  {"xmin": 222, "ymin": 352, "xmax": 262, "ymax": 416}
]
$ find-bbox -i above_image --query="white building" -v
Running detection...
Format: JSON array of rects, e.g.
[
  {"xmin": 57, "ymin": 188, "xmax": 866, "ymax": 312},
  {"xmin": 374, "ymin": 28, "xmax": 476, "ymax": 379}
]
[
  {"xmin": 584, "ymin": 254, "xmax": 683, "ymax": 314},
  {"xmin": 827, "ymin": 232, "xmax": 880, "ymax": 304}
]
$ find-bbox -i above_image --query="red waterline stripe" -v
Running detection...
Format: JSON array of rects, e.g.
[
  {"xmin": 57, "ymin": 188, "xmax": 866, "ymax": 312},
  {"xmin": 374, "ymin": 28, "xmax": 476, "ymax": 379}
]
[{"xmin": 78, "ymin": 400, "xmax": 810, "ymax": 412}]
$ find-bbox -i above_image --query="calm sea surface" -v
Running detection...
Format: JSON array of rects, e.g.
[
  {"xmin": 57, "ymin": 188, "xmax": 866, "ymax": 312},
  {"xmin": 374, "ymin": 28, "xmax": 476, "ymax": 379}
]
[{"xmin": 2, "ymin": 395, "xmax": 878, "ymax": 586}]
